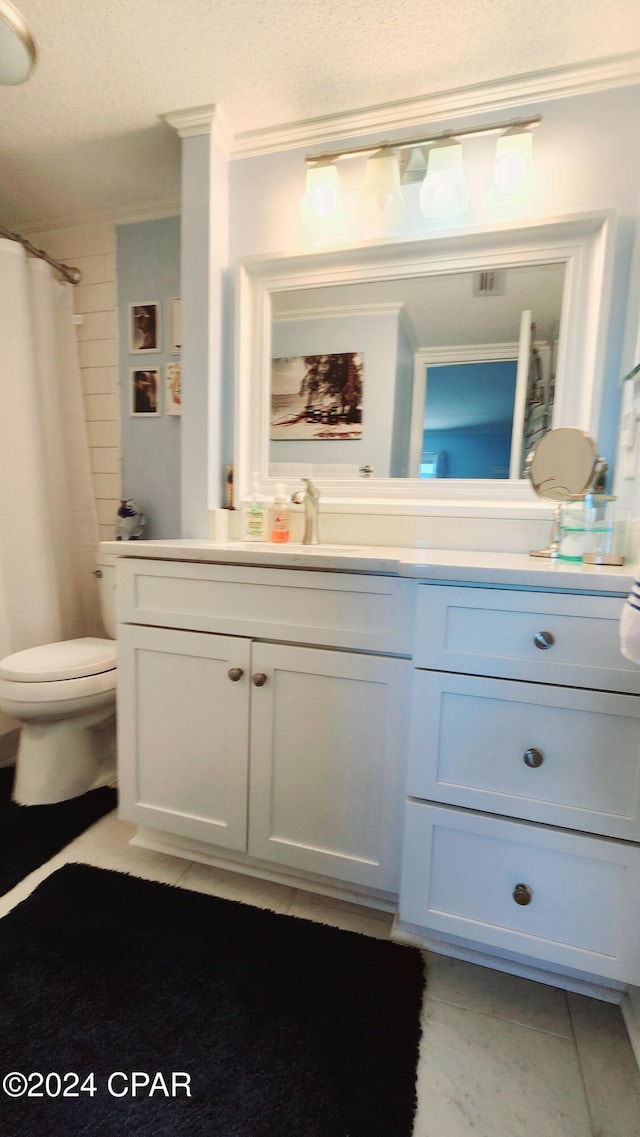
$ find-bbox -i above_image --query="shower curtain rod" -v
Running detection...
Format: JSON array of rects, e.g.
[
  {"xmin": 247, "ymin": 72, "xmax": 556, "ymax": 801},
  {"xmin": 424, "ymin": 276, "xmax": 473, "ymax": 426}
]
[{"xmin": 0, "ymin": 224, "xmax": 82, "ymax": 284}]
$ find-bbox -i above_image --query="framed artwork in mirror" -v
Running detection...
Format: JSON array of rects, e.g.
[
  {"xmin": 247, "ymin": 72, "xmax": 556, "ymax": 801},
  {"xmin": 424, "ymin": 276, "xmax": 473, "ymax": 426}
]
[
  {"xmin": 129, "ymin": 302, "xmax": 160, "ymax": 352},
  {"xmin": 271, "ymin": 353, "xmax": 363, "ymax": 440}
]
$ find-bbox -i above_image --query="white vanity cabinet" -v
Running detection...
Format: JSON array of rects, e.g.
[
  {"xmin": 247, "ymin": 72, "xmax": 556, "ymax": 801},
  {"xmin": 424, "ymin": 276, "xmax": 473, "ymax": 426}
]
[
  {"xmin": 116, "ymin": 558, "xmax": 413, "ymax": 896},
  {"xmin": 398, "ymin": 583, "xmax": 640, "ymax": 986}
]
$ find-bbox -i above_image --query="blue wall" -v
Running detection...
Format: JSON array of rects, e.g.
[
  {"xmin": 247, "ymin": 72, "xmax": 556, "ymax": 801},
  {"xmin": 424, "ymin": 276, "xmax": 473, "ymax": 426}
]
[
  {"xmin": 423, "ymin": 427, "xmax": 513, "ymax": 478},
  {"xmin": 117, "ymin": 217, "xmax": 181, "ymax": 538}
]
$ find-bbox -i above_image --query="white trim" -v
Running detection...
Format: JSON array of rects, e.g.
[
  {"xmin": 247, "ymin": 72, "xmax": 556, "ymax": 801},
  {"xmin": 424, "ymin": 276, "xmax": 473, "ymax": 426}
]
[
  {"xmin": 621, "ymin": 987, "xmax": 640, "ymax": 1072},
  {"xmin": 393, "ymin": 920, "xmax": 627, "ymax": 1003},
  {"xmin": 163, "ymin": 103, "xmax": 233, "ymax": 152},
  {"xmin": 273, "ymin": 300, "xmax": 405, "ymax": 322},
  {"xmin": 230, "ymin": 52, "xmax": 640, "ymax": 159},
  {"xmin": 19, "ymin": 196, "xmax": 181, "ymax": 236},
  {"xmin": 235, "ymin": 213, "xmax": 614, "ymax": 511},
  {"xmin": 416, "ymin": 342, "xmax": 520, "ymax": 363}
]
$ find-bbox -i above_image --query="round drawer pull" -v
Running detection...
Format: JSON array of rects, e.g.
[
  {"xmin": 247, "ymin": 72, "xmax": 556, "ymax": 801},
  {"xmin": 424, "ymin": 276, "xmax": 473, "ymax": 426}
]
[
  {"xmin": 533, "ymin": 630, "xmax": 555, "ymax": 650},
  {"xmin": 513, "ymin": 883, "xmax": 533, "ymax": 906},
  {"xmin": 252, "ymin": 672, "xmax": 268, "ymax": 687},
  {"xmin": 523, "ymin": 747, "xmax": 544, "ymax": 768},
  {"xmin": 227, "ymin": 667, "xmax": 244, "ymax": 682}
]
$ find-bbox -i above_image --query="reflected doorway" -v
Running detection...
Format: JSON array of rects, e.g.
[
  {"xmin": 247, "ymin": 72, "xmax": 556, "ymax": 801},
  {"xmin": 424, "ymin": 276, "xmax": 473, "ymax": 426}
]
[{"xmin": 421, "ymin": 359, "xmax": 518, "ymax": 479}]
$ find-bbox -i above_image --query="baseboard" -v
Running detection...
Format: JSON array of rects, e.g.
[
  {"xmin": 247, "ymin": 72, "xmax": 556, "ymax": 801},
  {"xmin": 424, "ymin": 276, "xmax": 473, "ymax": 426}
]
[
  {"xmin": 620, "ymin": 987, "xmax": 640, "ymax": 1073},
  {"xmin": 131, "ymin": 824, "xmax": 396, "ymax": 913},
  {"xmin": 392, "ymin": 919, "xmax": 626, "ymax": 1004}
]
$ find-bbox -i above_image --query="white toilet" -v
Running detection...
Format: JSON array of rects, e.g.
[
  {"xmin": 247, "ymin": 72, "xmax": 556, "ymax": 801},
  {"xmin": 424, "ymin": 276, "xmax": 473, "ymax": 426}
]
[{"xmin": 0, "ymin": 553, "xmax": 117, "ymax": 805}]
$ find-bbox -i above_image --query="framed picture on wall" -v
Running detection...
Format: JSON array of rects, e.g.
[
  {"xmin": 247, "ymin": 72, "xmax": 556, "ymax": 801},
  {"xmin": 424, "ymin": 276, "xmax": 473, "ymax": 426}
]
[
  {"xmin": 169, "ymin": 296, "xmax": 181, "ymax": 354},
  {"xmin": 165, "ymin": 362, "xmax": 182, "ymax": 415},
  {"xmin": 129, "ymin": 302, "xmax": 161, "ymax": 352},
  {"xmin": 130, "ymin": 368, "xmax": 161, "ymax": 416}
]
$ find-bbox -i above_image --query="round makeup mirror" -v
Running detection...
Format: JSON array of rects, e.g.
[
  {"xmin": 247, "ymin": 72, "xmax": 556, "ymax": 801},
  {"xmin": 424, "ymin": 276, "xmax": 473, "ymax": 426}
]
[
  {"xmin": 526, "ymin": 427, "xmax": 607, "ymax": 558},
  {"xmin": 0, "ymin": 0, "xmax": 37, "ymax": 85}
]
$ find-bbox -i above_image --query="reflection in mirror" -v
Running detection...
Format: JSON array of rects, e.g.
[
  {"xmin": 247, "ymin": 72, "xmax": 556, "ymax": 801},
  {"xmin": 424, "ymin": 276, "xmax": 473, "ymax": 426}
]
[{"xmin": 269, "ymin": 262, "xmax": 565, "ymax": 480}]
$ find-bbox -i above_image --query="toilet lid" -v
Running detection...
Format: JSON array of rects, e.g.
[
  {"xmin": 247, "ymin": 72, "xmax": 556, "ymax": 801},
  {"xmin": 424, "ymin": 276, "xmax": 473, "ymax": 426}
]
[{"xmin": 0, "ymin": 638, "xmax": 116, "ymax": 682}]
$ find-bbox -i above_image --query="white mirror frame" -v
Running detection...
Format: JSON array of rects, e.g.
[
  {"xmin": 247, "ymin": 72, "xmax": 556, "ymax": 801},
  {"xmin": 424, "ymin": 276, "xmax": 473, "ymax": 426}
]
[{"xmin": 235, "ymin": 212, "xmax": 614, "ymax": 515}]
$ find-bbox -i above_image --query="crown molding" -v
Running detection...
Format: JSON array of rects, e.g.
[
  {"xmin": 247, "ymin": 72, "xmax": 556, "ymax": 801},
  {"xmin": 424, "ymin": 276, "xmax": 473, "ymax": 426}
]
[
  {"xmin": 230, "ymin": 50, "xmax": 640, "ymax": 159},
  {"xmin": 18, "ymin": 196, "xmax": 181, "ymax": 236},
  {"xmin": 163, "ymin": 104, "xmax": 233, "ymax": 154}
]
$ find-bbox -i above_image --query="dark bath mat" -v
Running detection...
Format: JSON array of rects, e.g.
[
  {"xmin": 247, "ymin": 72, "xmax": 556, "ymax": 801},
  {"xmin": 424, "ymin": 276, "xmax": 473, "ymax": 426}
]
[
  {"xmin": 0, "ymin": 863, "xmax": 424, "ymax": 1136},
  {"xmin": 0, "ymin": 764, "xmax": 116, "ymax": 896}
]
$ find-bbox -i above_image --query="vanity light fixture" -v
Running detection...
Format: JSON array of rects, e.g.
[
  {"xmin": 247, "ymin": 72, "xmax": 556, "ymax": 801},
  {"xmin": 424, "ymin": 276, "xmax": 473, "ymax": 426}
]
[
  {"xmin": 363, "ymin": 149, "xmax": 405, "ymax": 223},
  {"xmin": 299, "ymin": 114, "xmax": 541, "ymax": 231},
  {"xmin": 419, "ymin": 138, "xmax": 468, "ymax": 219},
  {"xmin": 0, "ymin": 0, "xmax": 36, "ymax": 85},
  {"xmin": 492, "ymin": 125, "xmax": 534, "ymax": 199},
  {"xmin": 298, "ymin": 162, "xmax": 344, "ymax": 233}
]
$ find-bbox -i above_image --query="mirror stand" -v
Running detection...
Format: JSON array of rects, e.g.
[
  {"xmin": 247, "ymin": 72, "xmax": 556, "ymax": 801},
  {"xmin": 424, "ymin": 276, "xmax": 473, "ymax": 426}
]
[{"xmin": 530, "ymin": 502, "xmax": 562, "ymax": 558}]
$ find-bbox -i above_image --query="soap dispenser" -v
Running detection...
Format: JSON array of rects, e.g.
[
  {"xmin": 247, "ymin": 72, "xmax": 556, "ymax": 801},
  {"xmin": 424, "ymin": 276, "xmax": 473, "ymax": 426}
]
[
  {"xmin": 269, "ymin": 483, "xmax": 290, "ymax": 544},
  {"xmin": 244, "ymin": 473, "xmax": 267, "ymax": 541}
]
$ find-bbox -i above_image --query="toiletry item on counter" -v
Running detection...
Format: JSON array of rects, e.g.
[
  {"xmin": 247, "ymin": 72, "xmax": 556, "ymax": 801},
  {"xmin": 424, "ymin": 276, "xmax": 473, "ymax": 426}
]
[
  {"xmin": 244, "ymin": 473, "xmax": 267, "ymax": 541},
  {"xmin": 270, "ymin": 483, "xmax": 290, "ymax": 543},
  {"xmin": 225, "ymin": 464, "xmax": 234, "ymax": 510},
  {"xmin": 558, "ymin": 493, "xmax": 623, "ymax": 563},
  {"xmin": 116, "ymin": 499, "xmax": 146, "ymax": 540}
]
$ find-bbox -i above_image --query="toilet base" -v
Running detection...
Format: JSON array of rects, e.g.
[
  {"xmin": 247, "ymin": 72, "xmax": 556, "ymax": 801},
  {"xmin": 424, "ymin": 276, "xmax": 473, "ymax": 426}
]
[{"xmin": 13, "ymin": 710, "xmax": 117, "ymax": 806}]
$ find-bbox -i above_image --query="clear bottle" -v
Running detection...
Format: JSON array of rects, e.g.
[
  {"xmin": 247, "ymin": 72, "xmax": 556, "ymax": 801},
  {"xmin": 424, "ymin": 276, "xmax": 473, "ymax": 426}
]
[
  {"xmin": 269, "ymin": 483, "xmax": 290, "ymax": 543},
  {"xmin": 244, "ymin": 473, "xmax": 267, "ymax": 541}
]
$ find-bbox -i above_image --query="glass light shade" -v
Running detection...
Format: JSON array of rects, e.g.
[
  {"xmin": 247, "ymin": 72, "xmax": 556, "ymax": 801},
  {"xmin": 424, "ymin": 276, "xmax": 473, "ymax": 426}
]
[
  {"xmin": 298, "ymin": 164, "xmax": 343, "ymax": 233},
  {"xmin": 0, "ymin": 0, "xmax": 36, "ymax": 84},
  {"xmin": 363, "ymin": 151, "xmax": 405, "ymax": 223},
  {"xmin": 419, "ymin": 140, "xmax": 468, "ymax": 218},
  {"xmin": 493, "ymin": 129, "xmax": 533, "ymax": 197}
]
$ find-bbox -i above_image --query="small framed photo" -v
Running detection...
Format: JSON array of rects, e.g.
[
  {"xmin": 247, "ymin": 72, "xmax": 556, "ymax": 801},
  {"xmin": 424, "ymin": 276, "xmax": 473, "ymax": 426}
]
[
  {"xmin": 130, "ymin": 368, "xmax": 160, "ymax": 416},
  {"xmin": 165, "ymin": 362, "xmax": 182, "ymax": 416},
  {"xmin": 169, "ymin": 297, "xmax": 181, "ymax": 354},
  {"xmin": 130, "ymin": 302, "xmax": 160, "ymax": 352}
]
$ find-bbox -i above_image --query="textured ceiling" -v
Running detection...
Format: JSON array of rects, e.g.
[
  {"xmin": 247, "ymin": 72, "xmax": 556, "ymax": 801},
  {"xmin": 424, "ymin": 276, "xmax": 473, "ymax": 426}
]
[{"xmin": 1, "ymin": 0, "xmax": 640, "ymax": 229}]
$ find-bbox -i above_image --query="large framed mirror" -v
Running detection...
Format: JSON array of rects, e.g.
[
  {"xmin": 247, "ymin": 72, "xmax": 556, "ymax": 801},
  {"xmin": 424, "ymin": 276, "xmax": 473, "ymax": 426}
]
[{"xmin": 235, "ymin": 214, "xmax": 614, "ymax": 512}]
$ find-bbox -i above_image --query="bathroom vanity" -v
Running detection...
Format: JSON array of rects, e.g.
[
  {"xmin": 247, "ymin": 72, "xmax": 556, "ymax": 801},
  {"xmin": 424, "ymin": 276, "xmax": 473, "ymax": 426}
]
[{"xmin": 104, "ymin": 538, "xmax": 640, "ymax": 996}]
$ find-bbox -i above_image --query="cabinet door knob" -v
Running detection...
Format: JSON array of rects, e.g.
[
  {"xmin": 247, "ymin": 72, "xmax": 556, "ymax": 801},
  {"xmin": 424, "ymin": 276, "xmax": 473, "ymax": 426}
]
[
  {"xmin": 228, "ymin": 667, "xmax": 244, "ymax": 682},
  {"xmin": 252, "ymin": 672, "xmax": 268, "ymax": 687},
  {"xmin": 533, "ymin": 630, "xmax": 555, "ymax": 650},
  {"xmin": 513, "ymin": 883, "xmax": 533, "ymax": 906},
  {"xmin": 523, "ymin": 747, "xmax": 544, "ymax": 768}
]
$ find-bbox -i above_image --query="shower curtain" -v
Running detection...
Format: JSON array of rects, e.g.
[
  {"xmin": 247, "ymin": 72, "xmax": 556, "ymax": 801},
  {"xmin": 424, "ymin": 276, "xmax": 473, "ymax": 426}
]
[{"xmin": 0, "ymin": 238, "xmax": 100, "ymax": 683}]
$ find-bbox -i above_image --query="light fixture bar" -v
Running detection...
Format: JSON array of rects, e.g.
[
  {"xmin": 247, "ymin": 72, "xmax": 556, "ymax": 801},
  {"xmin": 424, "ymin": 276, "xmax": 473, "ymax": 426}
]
[{"xmin": 305, "ymin": 114, "xmax": 542, "ymax": 167}]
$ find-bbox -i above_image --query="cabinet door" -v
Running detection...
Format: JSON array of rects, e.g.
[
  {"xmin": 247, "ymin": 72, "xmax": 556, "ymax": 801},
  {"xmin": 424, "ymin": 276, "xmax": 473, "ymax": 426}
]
[
  {"xmin": 248, "ymin": 642, "xmax": 410, "ymax": 893},
  {"xmin": 117, "ymin": 624, "xmax": 250, "ymax": 850}
]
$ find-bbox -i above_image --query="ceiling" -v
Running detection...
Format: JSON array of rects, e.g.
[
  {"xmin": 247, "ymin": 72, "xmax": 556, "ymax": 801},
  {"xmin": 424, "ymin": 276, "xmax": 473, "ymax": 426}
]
[
  {"xmin": 2, "ymin": 0, "xmax": 640, "ymax": 231},
  {"xmin": 272, "ymin": 262, "xmax": 566, "ymax": 348}
]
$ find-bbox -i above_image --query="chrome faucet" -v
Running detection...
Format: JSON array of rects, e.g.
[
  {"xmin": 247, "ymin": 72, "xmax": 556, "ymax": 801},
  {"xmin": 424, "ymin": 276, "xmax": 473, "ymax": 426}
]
[{"xmin": 291, "ymin": 478, "xmax": 321, "ymax": 545}]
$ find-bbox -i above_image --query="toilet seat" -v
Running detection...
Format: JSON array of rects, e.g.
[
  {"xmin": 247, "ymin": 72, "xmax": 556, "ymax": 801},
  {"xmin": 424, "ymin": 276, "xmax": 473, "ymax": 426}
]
[{"xmin": 0, "ymin": 637, "xmax": 116, "ymax": 683}]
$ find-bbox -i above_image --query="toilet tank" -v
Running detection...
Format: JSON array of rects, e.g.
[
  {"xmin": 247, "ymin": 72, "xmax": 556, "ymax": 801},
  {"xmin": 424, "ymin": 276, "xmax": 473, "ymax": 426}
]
[{"xmin": 95, "ymin": 553, "xmax": 117, "ymax": 639}]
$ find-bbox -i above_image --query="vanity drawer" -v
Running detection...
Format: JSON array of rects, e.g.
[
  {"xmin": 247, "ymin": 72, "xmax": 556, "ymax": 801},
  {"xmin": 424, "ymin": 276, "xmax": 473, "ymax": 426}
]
[
  {"xmin": 116, "ymin": 559, "xmax": 413, "ymax": 654},
  {"xmin": 413, "ymin": 584, "xmax": 640, "ymax": 692},
  {"xmin": 407, "ymin": 672, "xmax": 640, "ymax": 839},
  {"xmin": 399, "ymin": 802, "xmax": 640, "ymax": 983}
]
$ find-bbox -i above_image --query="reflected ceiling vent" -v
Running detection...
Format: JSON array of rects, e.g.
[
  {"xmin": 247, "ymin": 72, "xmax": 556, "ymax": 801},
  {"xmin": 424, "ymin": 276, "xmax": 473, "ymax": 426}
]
[{"xmin": 473, "ymin": 269, "xmax": 505, "ymax": 296}]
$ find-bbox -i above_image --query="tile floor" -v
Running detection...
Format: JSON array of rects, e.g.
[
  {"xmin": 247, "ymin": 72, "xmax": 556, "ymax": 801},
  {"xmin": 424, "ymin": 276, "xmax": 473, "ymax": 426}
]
[{"xmin": 2, "ymin": 807, "xmax": 639, "ymax": 1136}]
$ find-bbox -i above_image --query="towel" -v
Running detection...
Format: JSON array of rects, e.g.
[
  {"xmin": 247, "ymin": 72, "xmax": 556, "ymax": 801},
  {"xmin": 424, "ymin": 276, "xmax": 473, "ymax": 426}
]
[{"xmin": 620, "ymin": 579, "xmax": 640, "ymax": 663}]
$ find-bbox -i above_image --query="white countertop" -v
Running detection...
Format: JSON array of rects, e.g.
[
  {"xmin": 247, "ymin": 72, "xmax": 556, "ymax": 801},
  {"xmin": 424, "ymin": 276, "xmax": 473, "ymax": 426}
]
[{"xmin": 99, "ymin": 539, "xmax": 637, "ymax": 594}]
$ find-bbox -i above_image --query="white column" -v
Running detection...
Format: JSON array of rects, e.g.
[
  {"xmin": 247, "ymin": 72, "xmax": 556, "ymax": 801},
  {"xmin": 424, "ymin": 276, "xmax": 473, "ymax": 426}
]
[{"xmin": 165, "ymin": 106, "xmax": 231, "ymax": 537}]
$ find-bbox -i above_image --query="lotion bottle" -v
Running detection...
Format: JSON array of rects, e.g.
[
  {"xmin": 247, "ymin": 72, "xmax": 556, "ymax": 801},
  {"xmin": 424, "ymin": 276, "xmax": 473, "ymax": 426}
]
[
  {"xmin": 269, "ymin": 483, "xmax": 290, "ymax": 543},
  {"xmin": 244, "ymin": 473, "xmax": 267, "ymax": 541}
]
